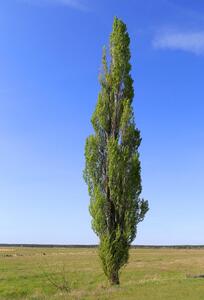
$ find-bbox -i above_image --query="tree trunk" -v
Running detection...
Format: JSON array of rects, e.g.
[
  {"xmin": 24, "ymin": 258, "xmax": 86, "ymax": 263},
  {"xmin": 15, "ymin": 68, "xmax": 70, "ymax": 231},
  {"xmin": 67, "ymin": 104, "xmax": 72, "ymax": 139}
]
[{"xmin": 110, "ymin": 270, "xmax": 120, "ymax": 285}]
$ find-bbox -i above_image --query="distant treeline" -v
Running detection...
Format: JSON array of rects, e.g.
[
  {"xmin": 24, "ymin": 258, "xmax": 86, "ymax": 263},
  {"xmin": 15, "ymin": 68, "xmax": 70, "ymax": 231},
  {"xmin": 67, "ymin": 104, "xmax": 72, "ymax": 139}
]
[{"xmin": 0, "ymin": 244, "xmax": 204, "ymax": 249}]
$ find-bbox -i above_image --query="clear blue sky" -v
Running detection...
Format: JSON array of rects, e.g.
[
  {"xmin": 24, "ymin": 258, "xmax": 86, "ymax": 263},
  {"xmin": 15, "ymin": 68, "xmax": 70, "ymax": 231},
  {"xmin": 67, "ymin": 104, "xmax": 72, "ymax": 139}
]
[{"xmin": 1, "ymin": 0, "xmax": 204, "ymax": 245}]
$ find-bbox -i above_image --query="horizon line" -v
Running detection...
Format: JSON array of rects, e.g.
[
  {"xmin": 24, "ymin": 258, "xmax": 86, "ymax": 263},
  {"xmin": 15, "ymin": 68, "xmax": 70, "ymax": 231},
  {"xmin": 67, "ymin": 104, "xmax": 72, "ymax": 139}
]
[{"xmin": 1, "ymin": 243, "xmax": 204, "ymax": 248}]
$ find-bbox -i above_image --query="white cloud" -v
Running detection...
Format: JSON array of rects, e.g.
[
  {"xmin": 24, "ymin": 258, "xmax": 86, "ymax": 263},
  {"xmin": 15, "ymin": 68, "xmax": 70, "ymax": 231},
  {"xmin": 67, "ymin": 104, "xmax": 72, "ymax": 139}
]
[
  {"xmin": 153, "ymin": 31, "xmax": 204, "ymax": 55},
  {"xmin": 58, "ymin": 0, "xmax": 87, "ymax": 10},
  {"xmin": 20, "ymin": 0, "xmax": 88, "ymax": 11}
]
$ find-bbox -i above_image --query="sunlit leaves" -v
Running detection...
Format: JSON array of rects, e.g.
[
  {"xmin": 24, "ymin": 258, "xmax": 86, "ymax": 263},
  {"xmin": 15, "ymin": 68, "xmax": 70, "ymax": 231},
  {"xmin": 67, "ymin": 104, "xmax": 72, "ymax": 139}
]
[{"xmin": 84, "ymin": 17, "xmax": 149, "ymax": 285}]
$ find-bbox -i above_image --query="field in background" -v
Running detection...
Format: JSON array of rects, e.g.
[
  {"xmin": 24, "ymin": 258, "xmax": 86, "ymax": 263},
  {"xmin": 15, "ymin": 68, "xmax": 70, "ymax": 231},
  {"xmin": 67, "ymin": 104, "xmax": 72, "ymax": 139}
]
[{"xmin": 1, "ymin": 247, "xmax": 204, "ymax": 299}]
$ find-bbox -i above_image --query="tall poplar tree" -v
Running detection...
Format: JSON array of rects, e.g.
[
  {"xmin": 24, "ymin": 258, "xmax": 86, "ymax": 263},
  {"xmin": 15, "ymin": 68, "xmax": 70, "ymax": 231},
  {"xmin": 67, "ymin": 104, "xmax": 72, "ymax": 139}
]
[{"xmin": 84, "ymin": 17, "xmax": 149, "ymax": 285}]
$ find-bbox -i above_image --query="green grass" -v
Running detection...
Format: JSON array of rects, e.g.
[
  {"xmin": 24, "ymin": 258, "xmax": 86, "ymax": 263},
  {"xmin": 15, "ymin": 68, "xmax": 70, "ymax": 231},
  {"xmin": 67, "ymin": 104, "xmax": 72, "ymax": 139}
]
[{"xmin": 0, "ymin": 247, "xmax": 204, "ymax": 299}]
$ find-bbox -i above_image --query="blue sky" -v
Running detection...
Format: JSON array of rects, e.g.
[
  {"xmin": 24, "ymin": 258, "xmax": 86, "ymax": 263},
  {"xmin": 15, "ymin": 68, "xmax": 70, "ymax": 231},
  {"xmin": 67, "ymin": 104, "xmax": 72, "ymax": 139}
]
[{"xmin": 0, "ymin": 0, "xmax": 204, "ymax": 245}]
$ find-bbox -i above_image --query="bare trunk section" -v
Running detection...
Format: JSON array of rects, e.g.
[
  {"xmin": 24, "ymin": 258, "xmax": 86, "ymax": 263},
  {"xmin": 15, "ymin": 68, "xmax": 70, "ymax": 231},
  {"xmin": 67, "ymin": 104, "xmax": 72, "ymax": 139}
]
[{"xmin": 110, "ymin": 270, "xmax": 120, "ymax": 285}]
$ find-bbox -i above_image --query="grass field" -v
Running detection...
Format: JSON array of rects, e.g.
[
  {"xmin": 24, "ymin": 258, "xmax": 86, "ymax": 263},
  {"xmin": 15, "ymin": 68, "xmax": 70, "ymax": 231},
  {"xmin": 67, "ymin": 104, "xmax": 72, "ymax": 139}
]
[{"xmin": 0, "ymin": 247, "xmax": 204, "ymax": 299}]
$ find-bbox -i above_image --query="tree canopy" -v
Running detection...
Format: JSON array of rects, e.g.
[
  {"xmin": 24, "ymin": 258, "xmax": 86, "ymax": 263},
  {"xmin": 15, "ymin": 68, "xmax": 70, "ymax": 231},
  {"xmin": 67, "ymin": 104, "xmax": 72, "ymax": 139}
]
[{"xmin": 84, "ymin": 17, "xmax": 149, "ymax": 285}]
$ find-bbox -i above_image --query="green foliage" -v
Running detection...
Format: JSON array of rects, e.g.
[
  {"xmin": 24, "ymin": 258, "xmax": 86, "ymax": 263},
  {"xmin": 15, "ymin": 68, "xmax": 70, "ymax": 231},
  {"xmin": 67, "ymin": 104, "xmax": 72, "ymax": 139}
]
[{"xmin": 84, "ymin": 17, "xmax": 149, "ymax": 285}]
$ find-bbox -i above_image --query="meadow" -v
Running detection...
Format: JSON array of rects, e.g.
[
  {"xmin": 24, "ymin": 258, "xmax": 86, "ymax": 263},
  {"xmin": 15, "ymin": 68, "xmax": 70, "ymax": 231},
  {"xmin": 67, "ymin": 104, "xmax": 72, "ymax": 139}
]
[{"xmin": 0, "ymin": 246, "xmax": 204, "ymax": 299}]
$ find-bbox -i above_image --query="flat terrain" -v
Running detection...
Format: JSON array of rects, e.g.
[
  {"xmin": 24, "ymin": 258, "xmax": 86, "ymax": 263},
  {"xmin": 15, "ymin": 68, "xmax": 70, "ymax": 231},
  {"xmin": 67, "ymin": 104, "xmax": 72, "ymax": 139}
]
[{"xmin": 1, "ymin": 247, "xmax": 204, "ymax": 299}]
